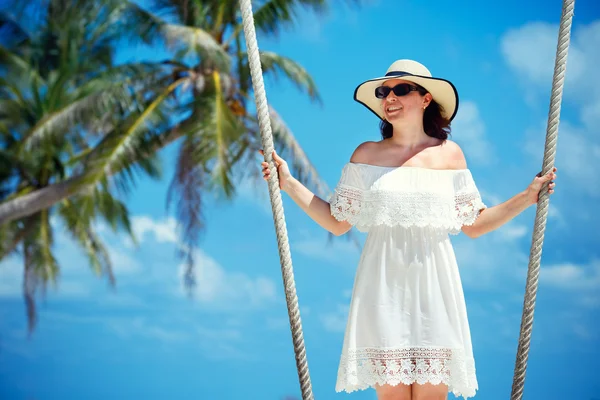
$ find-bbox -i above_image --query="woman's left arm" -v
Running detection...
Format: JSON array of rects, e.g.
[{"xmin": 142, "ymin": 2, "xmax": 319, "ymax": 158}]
[{"xmin": 462, "ymin": 167, "xmax": 557, "ymax": 238}]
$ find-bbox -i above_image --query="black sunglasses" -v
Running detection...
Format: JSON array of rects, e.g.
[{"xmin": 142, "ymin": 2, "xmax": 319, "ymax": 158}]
[{"xmin": 375, "ymin": 83, "xmax": 420, "ymax": 99}]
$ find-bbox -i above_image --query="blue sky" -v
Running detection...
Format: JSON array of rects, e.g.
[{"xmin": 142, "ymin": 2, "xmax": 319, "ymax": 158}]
[{"xmin": 1, "ymin": 0, "xmax": 600, "ymax": 399}]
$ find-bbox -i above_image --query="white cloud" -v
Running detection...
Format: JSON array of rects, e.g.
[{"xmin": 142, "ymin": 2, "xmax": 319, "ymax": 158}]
[
  {"xmin": 523, "ymin": 121, "xmax": 600, "ymax": 197},
  {"xmin": 131, "ymin": 215, "xmax": 178, "ymax": 244},
  {"xmin": 539, "ymin": 259, "xmax": 600, "ymax": 291},
  {"xmin": 496, "ymin": 222, "xmax": 528, "ymax": 242},
  {"xmin": 501, "ymin": 20, "xmax": 600, "ymax": 196},
  {"xmin": 501, "ymin": 22, "xmax": 587, "ymax": 89},
  {"xmin": 572, "ymin": 323, "xmax": 596, "ymax": 341},
  {"xmin": 1, "ymin": 214, "xmax": 279, "ymax": 320},
  {"xmin": 107, "ymin": 317, "xmax": 189, "ymax": 343},
  {"xmin": 180, "ymin": 248, "xmax": 277, "ymax": 310},
  {"xmin": 451, "ymin": 101, "xmax": 495, "ymax": 165}
]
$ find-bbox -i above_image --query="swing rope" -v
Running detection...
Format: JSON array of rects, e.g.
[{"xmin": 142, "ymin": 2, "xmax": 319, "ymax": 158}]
[
  {"xmin": 238, "ymin": 0, "xmax": 574, "ymax": 398},
  {"xmin": 510, "ymin": 0, "xmax": 575, "ymax": 399},
  {"xmin": 238, "ymin": 0, "xmax": 314, "ymax": 399}
]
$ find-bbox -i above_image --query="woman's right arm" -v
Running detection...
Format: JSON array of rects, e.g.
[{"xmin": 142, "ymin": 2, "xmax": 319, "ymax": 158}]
[
  {"xmin": 259, "ymin": 149, "xmax": 352, "ymax": 236},
  {"xmin": 282, "ymin": 175, "xmax": 352, "ymax": 236}
]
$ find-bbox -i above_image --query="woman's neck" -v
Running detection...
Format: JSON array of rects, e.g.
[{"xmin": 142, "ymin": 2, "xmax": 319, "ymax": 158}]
[{"xmin": 386, "ymin": 122, "xmax": 431, "ymax": 148}]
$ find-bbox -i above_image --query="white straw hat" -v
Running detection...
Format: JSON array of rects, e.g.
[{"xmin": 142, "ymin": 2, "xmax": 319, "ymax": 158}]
[{"xmin": 354, "ymin": 59, "xmax": 459, "ymax": 121}]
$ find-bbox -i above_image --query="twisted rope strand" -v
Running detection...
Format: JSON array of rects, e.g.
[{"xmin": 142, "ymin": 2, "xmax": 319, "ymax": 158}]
[
  {"xmin": 238, "ymin": 1, "xmax": 314, "ymax": 399},
  {"xmin": 510, "ymin": 1, "xmax": 575, "ymax": 399}
]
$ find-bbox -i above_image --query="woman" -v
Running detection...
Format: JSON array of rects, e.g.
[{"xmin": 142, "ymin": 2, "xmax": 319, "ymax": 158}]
[{"xmin": 259, "ymin": 59, "xmax": 557, "ymax": 400}]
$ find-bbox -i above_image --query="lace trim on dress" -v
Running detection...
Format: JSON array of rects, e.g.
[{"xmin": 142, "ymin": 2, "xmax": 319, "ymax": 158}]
[
  {"xmin": 336, "ymin": 347, "xmax": 478, "ymax": 399},
  {"xmin": 330, "ymin": 186, "xmax": 486, "ymax": 234},
  {"xmin": 455, "ymin": 191, "xmax": 486, "ymax": 227}
]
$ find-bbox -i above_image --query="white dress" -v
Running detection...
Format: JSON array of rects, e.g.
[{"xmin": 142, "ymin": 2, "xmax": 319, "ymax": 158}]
[{"xmin": 329, "ymin": 162, "xmax": 487, "ymax": 399}]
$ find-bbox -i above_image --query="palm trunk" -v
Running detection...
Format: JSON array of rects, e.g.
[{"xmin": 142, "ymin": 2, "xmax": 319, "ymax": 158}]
[
  {"xmin": 0, "ymin": 178, "xmax": 83, "ymax": 225},
  {"xmin": 0, "ymin": 123, "xmax": 189, "ymax": 226}
]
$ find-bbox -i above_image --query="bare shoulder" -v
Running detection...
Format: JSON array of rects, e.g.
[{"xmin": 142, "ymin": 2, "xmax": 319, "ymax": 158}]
[
  {"xmin": 441, "ymin": 139, "xmax": 468, "ymax": 170},
  {"xmin": 349, "ymin": 141, "xmax": 380, "ymax": 164}
]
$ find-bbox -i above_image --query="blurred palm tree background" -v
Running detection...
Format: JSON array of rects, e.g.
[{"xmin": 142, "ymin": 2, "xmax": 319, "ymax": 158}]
[{"xmin": 0, "ymin": 0, "xmax": 360, "ymax": 334}]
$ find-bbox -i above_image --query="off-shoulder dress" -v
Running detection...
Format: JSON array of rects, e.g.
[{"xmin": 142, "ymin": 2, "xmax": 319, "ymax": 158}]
[{"xmin": 329, "ymin": 162, "xmax": 487, "ymax": 399}]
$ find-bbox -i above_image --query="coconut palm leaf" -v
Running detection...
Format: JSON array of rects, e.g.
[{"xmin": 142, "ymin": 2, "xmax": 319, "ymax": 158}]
[
  {"xmin": 18, "ymin": 63, "xmax": 170, "ymax": 150},
  {"xmin": 58, "ymin": 193, "xmax": 120, "ymax": 283},
  {"xmin": 240, "ymin": 105, "xmax": 331, "ymax": 200},
  {"xmin": 80, "ymin": 77, "xmax": 189, "ymax": 192},
  {"xmin": 269, "ymin": 106, "xmax": 331, "ymax": 198},
  {"xmin": 121, "ymin": 2, "xmax": 230, "ymax": 71},
  {"xmin": 227, "ymin": 0, "xmax": 327, "ymax": 41},
  {"xmin": 197, "ymin": 71, "xmax": 247, "ymax": 197},
  {"xmin": 21, "ymin": 209, "xmax": 59, "ymax": 332},
  {"xmin": 0, "ymin": 0, "xmax": 365, "ymax": 337},
  {"xmin": 0, "ymin": 45, "xmax": 44, "ymax": 87},
  {"xmin": 243, "ymin": 51, "xmax": 320, "ymax": 102}
]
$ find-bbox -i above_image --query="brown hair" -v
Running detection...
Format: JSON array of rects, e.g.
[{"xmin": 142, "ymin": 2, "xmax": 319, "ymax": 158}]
[{"xmin": 379, "ymin": 87, "xmax": 451, "ymax": 141}]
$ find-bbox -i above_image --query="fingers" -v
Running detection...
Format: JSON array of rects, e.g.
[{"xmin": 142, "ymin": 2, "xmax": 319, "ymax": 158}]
[
  {"xmin": 533, "ymin": 167, "xmax": 558, "ymax": 197},
  {"xmin": 259, "ymin": 149, "xmax": 279, "ymax": 182},
  {"xmin": 536, "ymin": 167, "xmax": 557, "ymax": 182}
]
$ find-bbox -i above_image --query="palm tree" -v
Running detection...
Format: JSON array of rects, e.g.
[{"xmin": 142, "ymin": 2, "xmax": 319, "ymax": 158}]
[
  {"xmin": 0, "ymin": 0, "xmax": 355, "ymax": 333},
  {"xmin": 0, "ymin": 0, "xmax": 181, "ymax": 333}
]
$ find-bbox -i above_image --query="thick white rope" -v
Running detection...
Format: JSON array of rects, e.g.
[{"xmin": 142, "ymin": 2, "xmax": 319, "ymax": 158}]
[
  {"xmin": 237, "ymin": 1, "xmax": 314, "ymax": 399},
  {"xmin": 510, "ymin": 1, "xmax": 575, "ymax": 399}
]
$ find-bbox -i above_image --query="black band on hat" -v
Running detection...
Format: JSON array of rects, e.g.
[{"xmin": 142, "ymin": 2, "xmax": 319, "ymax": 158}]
[{"xmin": 384, "ymin": 71, "xmax": 411, "ymax": 77}]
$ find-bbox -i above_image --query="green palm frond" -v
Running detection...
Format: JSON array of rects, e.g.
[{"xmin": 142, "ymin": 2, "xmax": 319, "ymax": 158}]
[
  {"xmin": 167, "ymin": 134, "xmax": 206, "ymax": 281},
  {"xmin": 36, "ymin": 209, "xmax": 59, "ymax": 284},
  {"xmin": 0, "ymin": 0, "xmax": 359, "ymax": 337},
  {"xmin": 227, "ymin": 0, "xmax": 327, "ymax": 42},
  {"xmin": 80, "ymin": 77, "xmax": 188, "ymax": 192},
  {"xmin": 269, "ymin": 107, "xmax": 330, "ymax": 197},
  {"xmin": 58, "ymin": 194, "xmax": 118, "ymax": 285},
  {"xmin": 0, "ymin": 45, "xmax": 44, "ymax": 86},
  {"xmin": 0, "ymin": 220, "xmax": 30, "ymax": 259},
  {"xmin": 19, "ymin": 63, "xmax": 170, "ymax": 150},
  {"xmin": 199, "ymin": 71, "xmax": 247, "ymax": 198},
  {"xmin": 256, "ymin": 51, "xmax": 321, "ymax": 102},
  {"xmin": 21, "ymin": 210, "xmax": 60, "ymax": 333},
  {"xmin": 122, "ymin": 2, "xmax": 230, "ymax": 71},
  {"xmin": 243, "ymin": 106, "xmax": 331, "ymax": 200},
  {"xmin": 166, "ymin": 71, "xmax": 246, "ymax": 267}
]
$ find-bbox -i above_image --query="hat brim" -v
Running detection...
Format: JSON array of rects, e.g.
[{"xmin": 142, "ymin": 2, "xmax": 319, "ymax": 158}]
[{"xmin": 353, "ymin": 73, "xmax": 459, "ymax": 122}]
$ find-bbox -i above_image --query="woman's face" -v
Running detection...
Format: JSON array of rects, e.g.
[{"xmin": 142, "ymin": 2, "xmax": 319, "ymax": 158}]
[{"xmin": 378, "ymin": 79, "xmax": 431, "ymax": 122}]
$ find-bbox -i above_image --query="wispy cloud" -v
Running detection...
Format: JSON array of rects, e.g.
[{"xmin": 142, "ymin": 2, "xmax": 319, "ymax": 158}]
[
  {"xmin": 131, "ymin": 215, "xmax": 179, "ymax": 245},
  {"xmin": 522, "ymin": 120, "xmax": 600, "ymax": 198},
  {"xmin": 496, "ymin": 222, "xmax": 528, "ymax": 242},
  {"xmin": 107, "ymin": 316, "xmax": 189, "ymax": 343},
  {"xmin": 40, "ymin": 310, "xmax": 253, "ymax": 360},
  {"xmin": 501, "ymin": 20, "xmax": 600, "ymax": 197},
  {"xmin": 539, "ymin": 259, "xmax": 600, "ymax": 292},
  {"xmin": 179, "ymin": 248, "xmax": 278, "ymax": 310}
]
